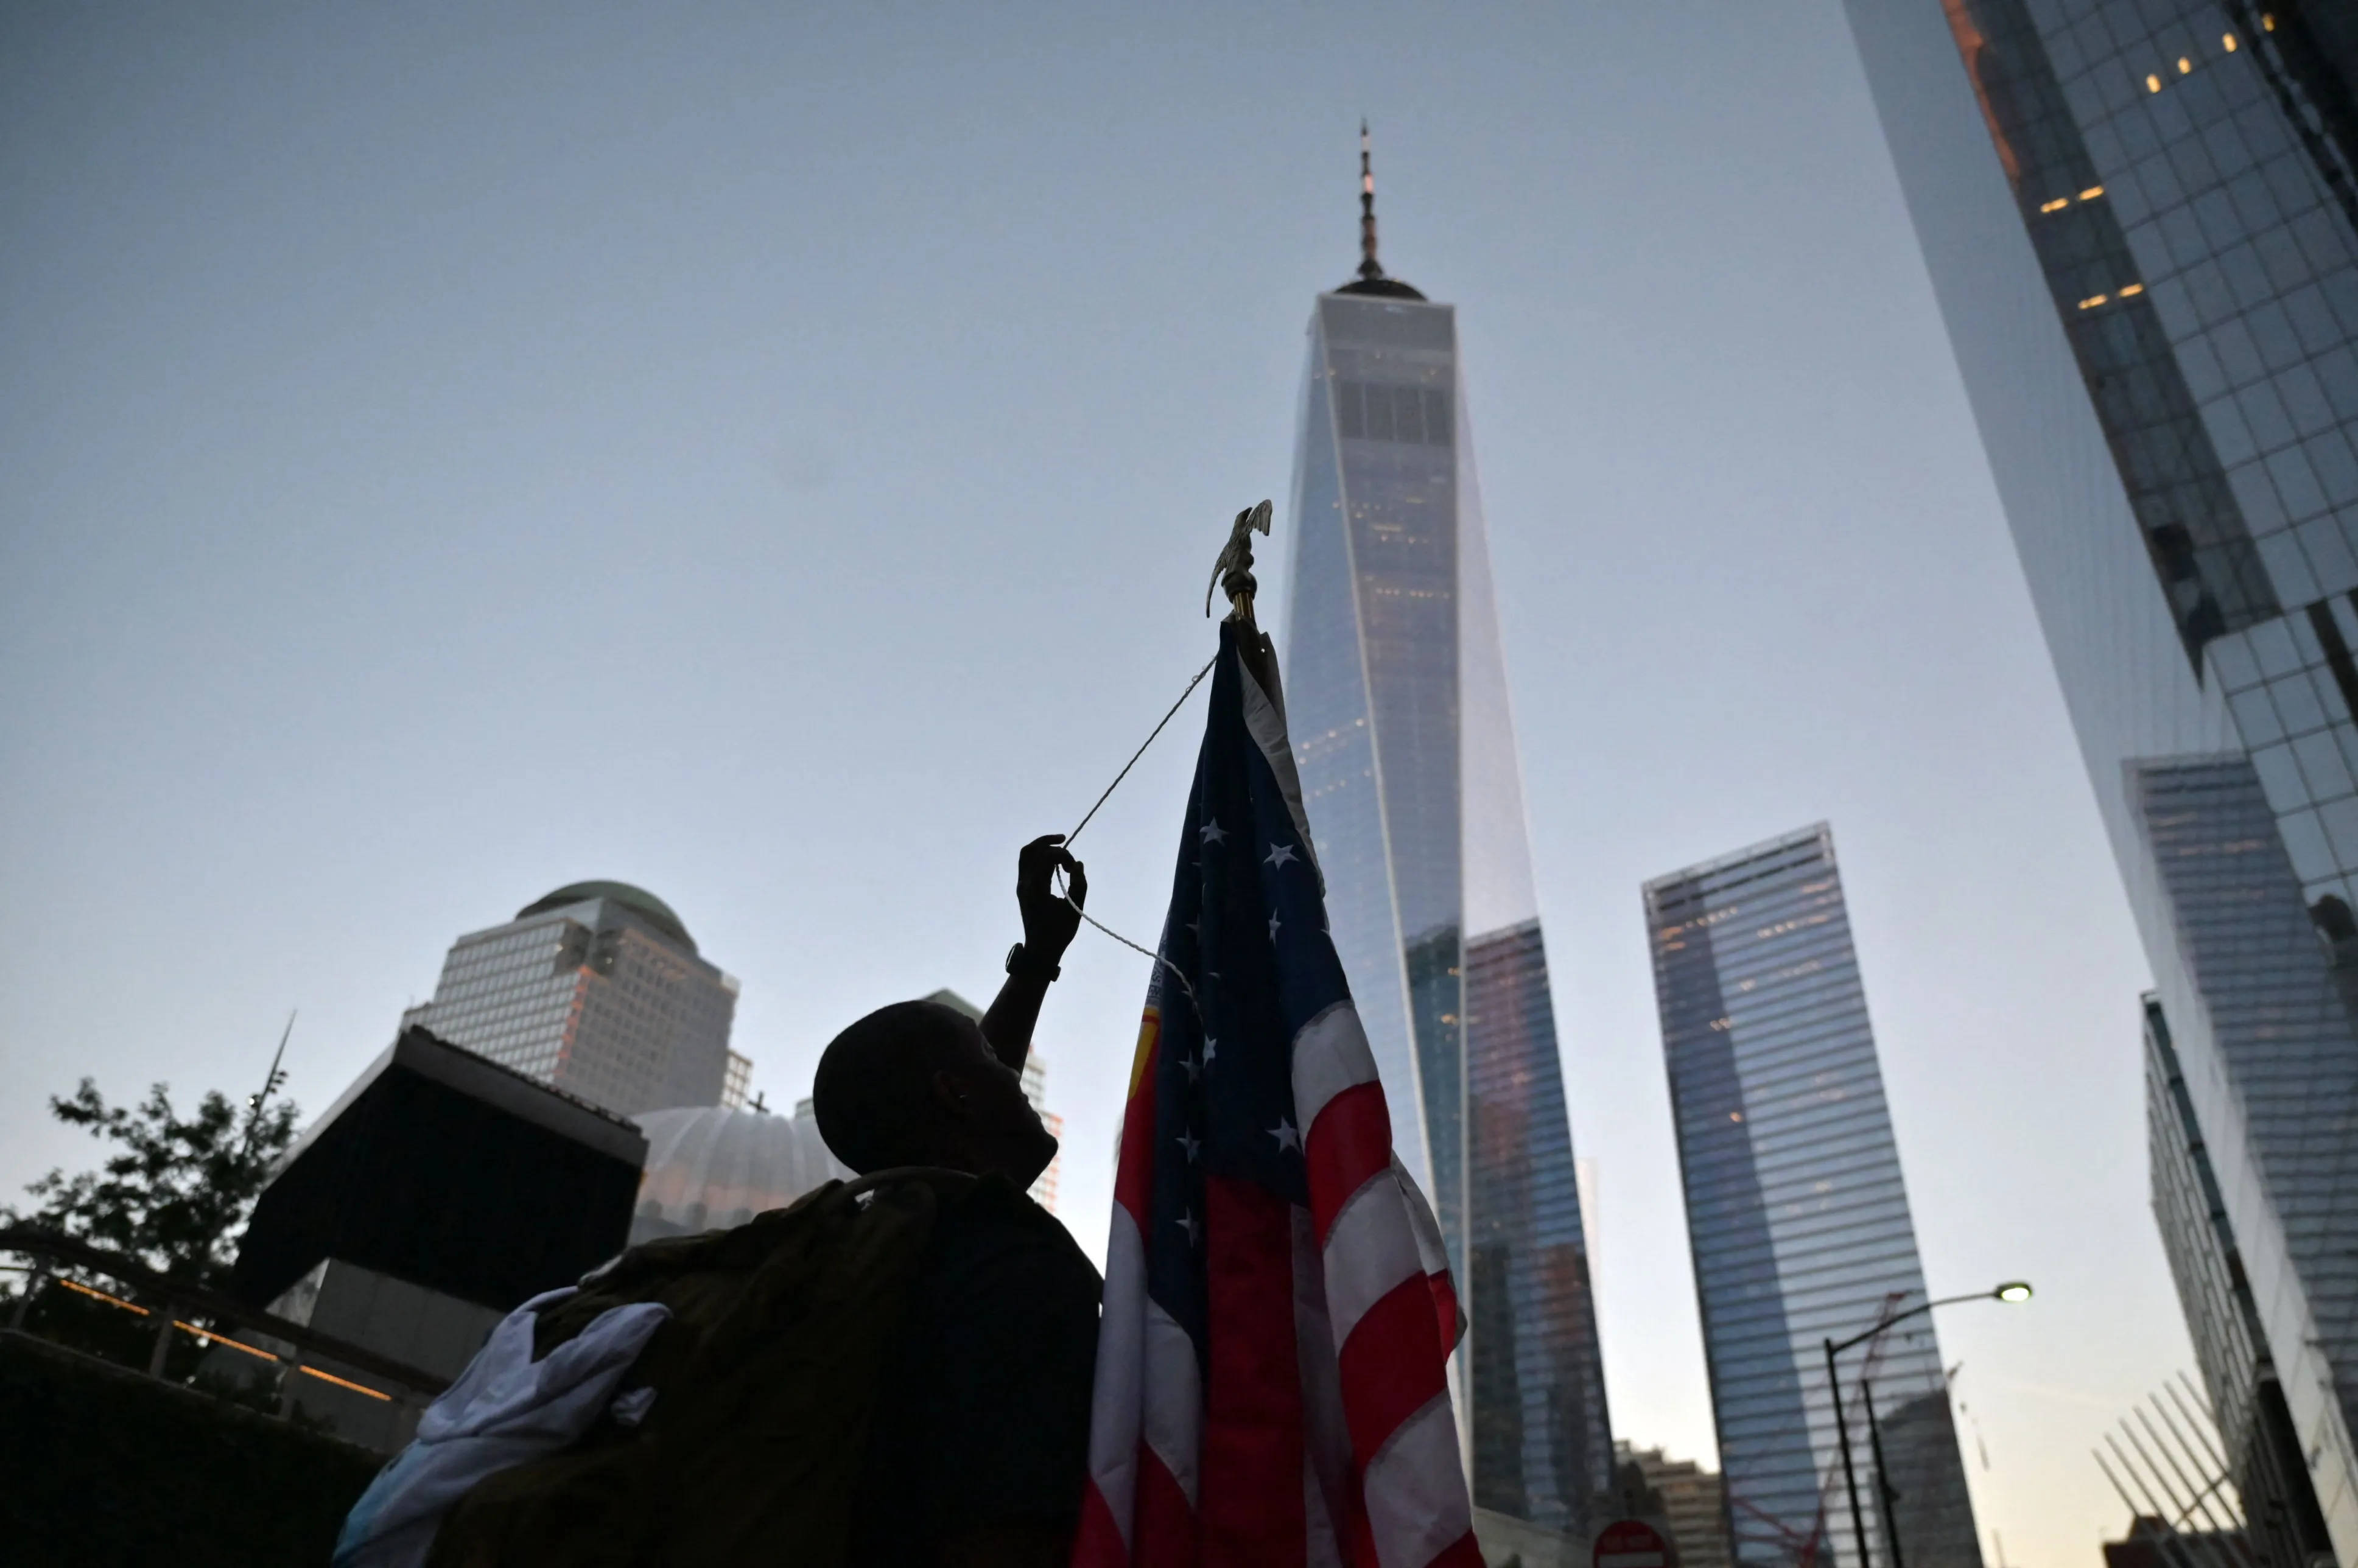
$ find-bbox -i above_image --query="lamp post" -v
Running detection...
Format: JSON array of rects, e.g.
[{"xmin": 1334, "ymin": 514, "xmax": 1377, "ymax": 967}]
[{"xmin": 1822, "ymin": 1283, "xmax": 2032, "ymax": 1568}]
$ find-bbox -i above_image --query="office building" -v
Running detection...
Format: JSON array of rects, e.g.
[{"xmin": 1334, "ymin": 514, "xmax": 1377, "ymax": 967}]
[
  {"xmin": 1844, "ymin": 4, "xmax": 2358, "ymax": 1555},
  {"xmin": 401, "ymin": 880, "xmax": 741, "ymax": 1119},
  {"xmin": 1619, "ymin": 1442, "xmax": 1735, "ymax": 1568},
  {"xmin": 1282, "ymin": 129, "xmax": 1612, "ymax": 1539},
  {"xmin": 1646, "ymin": 825, "xmax": 1979, "ymax": 1568}
]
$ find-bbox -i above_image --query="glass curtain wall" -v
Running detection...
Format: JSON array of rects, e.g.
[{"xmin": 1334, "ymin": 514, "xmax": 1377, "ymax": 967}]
[
  {"xmin": 1284, "ymin": 284, "xmax": 1610, "ymax": 1536},
  {"xmin": 1647, "ymin": 825, "xmax": 1979, "ymax": 1568},
  {"xmin": 1844, "ymin": 1, "xmax": 2358, "ymax": 1550}
]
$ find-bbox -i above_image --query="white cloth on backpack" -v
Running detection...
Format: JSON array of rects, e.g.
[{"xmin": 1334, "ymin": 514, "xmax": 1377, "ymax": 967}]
[{"xmin": 331, "ymin": 1285, "xmax": 670, "ymax": 1568}]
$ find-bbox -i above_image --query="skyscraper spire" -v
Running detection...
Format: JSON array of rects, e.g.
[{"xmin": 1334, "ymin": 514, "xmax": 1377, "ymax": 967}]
[{"xmin": 1337, "ymin": 122, "xmax": 1423, "ymax": 300}]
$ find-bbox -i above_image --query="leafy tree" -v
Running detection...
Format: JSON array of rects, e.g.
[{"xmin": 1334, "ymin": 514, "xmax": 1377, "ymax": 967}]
[{"xmin": 6, "ymin": 1077, "xmax": 300, "ymax": 1293}]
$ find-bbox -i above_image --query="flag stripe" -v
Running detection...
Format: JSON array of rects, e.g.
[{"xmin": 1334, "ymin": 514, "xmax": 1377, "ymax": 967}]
[
  {"xmin": 1142, "ymin": 1299, "xmax": 1203, "ymax": 1505},
  {"xmin": 1114, "ymin": 1035, "xmax": 1163, "ymax": 1222},
  {"xmin": 1085, "ymin": 1203, "xmax": 1148, "ymax": 1545},
  {"xmin": 1360, "ymin": 1395, "xmax": 1479, "ymax": 1568},
  {"xmin": 1335, "ymin": 1275, "xmax": 1450, "ymax": 1467},
  {"xmin": 1071, "ymin": 1483, "xmax": 1129, "ymax": 1568},
  {"xmin": 1292, "ymin": 1001, "xmax": 1380, "ymax": 1133},
  {"xmin": 1319, "ymin": 1171, "xmax": 1429, "ymax": 1346},
  {"xmin": 1133, "ymin": 1444, "xmax": 1199, "ymax": 1568},
  {"xmin": 1201, "ymin": 1175, "xmax": 1307, "ymax": 1566},
  {"xmin": 1304, "ymin": 1079, "xmax": 1395, "ymax": 1245}
]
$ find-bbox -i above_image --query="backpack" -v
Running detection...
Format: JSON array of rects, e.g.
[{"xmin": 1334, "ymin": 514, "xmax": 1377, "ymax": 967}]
[{"xmin": 425, "ymin": 1169, "xmax": 971, "ymax": 1568}]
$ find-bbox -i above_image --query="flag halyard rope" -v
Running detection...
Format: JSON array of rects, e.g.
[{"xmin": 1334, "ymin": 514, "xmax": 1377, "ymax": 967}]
[{"xmin": 1052, "ymin": 651, "xmax": 1219, "ymax": 1008}]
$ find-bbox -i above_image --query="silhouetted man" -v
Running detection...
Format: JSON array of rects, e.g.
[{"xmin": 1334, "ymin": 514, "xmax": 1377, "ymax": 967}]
[{"xmin": 813, "ymin": 833, "xmax": 1100, "ymax": 1568}]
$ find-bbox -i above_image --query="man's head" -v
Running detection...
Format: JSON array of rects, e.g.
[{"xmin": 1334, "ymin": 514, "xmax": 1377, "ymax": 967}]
[{"xmin": 812, "ymin": 999, "xmax": 1058, "ymax": 1186}]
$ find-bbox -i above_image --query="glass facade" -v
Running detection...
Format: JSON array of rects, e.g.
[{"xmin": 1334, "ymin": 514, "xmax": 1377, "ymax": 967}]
[
  {"xmin": 1646, "ymin": 825, "xmax": 1979, "ymax": 1568},
  {"xmin": 2146, "ymin": 986, "xmax": 2334, "ymax": 1568},
  {"xmin": 1844, "ymin": 1, "xmax": 2358, "ymax": 1553},
  {"xmin": 402, "ymin": 884, "xmax": 740, "ymax": 1119},
  {"xmin": 1283, "ymin": 278, "xmax": 1610, "ymax": 1534}
]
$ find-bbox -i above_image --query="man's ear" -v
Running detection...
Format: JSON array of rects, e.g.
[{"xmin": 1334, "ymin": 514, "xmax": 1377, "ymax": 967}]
[{"xmin": 930, "ymin": 1066, "xmax": 972, "ymax": 1119}]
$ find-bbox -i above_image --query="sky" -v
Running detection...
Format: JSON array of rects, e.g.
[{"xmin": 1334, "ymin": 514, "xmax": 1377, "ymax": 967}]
[{"xmin": 2, "ymin": 4, "xmax": 2184, "ymax": 1563}]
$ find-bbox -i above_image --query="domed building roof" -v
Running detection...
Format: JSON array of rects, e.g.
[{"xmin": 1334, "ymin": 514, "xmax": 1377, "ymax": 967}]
[
  {"xmin": 628, "ymin": 1104, "xmax": 851, "ymax": 1244},
  {"xmin": 517, "ymin": 881, "xmax": 695, "ymax": 953}
]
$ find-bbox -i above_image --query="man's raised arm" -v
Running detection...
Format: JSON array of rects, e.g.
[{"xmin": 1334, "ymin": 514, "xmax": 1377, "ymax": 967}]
[{"xmin": 981, "ymin": 833, "xmax": 1086, "ymax": 1071}]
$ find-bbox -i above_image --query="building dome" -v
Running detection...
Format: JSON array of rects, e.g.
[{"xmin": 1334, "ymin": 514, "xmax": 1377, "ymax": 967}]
[
  {"xmin": 518, "ymin": 881, "xmax": 695, "ymax": 953},
  {"xmin": 628, "ymin": 1104, "xmax": 849, "ymax": 1244}
]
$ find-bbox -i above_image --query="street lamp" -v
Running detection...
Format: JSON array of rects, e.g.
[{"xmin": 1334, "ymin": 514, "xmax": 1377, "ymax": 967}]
[{"xmin": 1823, "ymin": 1283, "xmax": 2032, "ymax": 1568}]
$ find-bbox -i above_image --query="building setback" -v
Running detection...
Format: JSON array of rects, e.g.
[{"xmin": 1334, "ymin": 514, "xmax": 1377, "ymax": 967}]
[
  {"xmin": 402, "ymin": 880, "xmax": 744, "ymax": 1120},
  {"xmin": 1646, "ymin": 825, "xmax": 1979, "ymax": 1568},
  {"xmin": 1281, "ymin": 130, "xmax": 1612, "ymax": 1541},
  {"xmin": 1843, "ymin": 1, "xmax": 2358, "ymax": 1556}
]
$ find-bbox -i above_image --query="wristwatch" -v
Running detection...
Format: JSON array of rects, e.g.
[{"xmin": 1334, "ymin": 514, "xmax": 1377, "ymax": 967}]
[{"xmin": 1005, "ymin": 942, "xmax": 1061, "ymax": 982}]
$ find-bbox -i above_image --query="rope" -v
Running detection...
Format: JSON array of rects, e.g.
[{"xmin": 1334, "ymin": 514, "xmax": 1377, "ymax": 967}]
[
  {"xmin": 1050, "ymin": 651, "xmax": 1219, "ymax": 1009},
  {"xmin": 1064, "ymin": 654, "xmax": 1216, "ymax": 848}
]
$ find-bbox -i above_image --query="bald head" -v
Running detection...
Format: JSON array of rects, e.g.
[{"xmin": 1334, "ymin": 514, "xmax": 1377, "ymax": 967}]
[{"xmin": 812, "ymin": 999, "xmax": 1056, "ymax": 1185}]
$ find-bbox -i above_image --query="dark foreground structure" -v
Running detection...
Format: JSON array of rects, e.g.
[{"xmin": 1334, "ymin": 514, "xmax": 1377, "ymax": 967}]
[
  {"xmin": 0, "ymin": 1331, "xmax": 377, "ymax": 1568},
  {"xmin": 229, "ymin": 1024, "xmax": 647, "ymax": 1447},
  {"xmin": 1844, "ymin": 2, "xmax": 2358, "ymax": 1559}
]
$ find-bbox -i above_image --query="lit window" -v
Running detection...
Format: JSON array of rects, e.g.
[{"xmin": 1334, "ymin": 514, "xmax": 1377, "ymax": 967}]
[
  {"xmin": 2223, "ymin": 32, "xmax": 2237, "ymax": 51},
  {"xmin": 2120, "ymin": 282, "xmax": 2146, "ymax": 296},
  {"xmin": 2147, "ymin": 73, "xmax": 2163, "ymax": 91},
  {"xmin": 2040, "ymin": 197, "xmax": 2069, "ymax": 212},
  {"xmin": 2081, "ymin": 185, "xmax": 2104, "ymax": 200},
  {"xmin": 2178, "ymin": 56, "xmax": 2192, "ymax": 73},
  {"xmin": 2080, "ymin": 293, "xmax": 2110, "ymax": 309},
  {"xmin": 2262, "ymin": 13, "xmax": 2275, "ymax": 30}
]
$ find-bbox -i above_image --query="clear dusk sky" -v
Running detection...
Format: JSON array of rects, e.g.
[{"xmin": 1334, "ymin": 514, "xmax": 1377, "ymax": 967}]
[{"xmin": 3, "ymin": 5, "xmax": 2182, "ymax": 1563}]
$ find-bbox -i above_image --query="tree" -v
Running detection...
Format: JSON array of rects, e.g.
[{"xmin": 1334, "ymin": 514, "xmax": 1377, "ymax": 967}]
[{"xmin": 6, "ymin": 1077, "xmax": 300, "ymax": 1292}]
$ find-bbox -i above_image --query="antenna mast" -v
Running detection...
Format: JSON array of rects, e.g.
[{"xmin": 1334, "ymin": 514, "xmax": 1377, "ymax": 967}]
[
  {"xmin": 1358, "ymin": 120, "xmax": 1384, "ymax": 283},
  {"xmin": 241, "ymin": 1009, "xmax": 295, "ymax": 1155}
]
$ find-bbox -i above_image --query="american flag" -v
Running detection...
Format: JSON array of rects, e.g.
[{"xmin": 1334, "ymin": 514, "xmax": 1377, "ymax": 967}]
[{"xmin": 1073, "ymin": 621, "xmax": 1479, "ymax": 1568}]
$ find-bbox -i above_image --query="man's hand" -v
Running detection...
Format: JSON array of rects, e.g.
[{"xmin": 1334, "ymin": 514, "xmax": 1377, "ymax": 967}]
[{"xmin": 1017, "ymin": 833, "xmax": 1087, "ymax": 964}]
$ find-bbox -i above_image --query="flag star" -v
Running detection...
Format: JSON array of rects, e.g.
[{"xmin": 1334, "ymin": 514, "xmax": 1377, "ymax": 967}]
[
  {"xmin": 1268, "ymin": 912, "xmax": 1283, "ymax": 942},
  {"xmin": 1269, "ymin": 1118, "xmax": 1302, "ymax": 1154},
  {"xmin": 1199, "ymin": 819, "xmax": 1229, "ymax": 847},
  {"xmin": 1176, "ymin": 1209, "xmax": 1201, "ymax": 1245},
  {"xmin": 1265, "ymin": 842, "xmax": 1299, "ymax": 869},
  {"xmin": 1177, "ymin": 1130, "xmax": 1201, "ymax": 1162},
  {"xmin": 1202, "ymin": 1037, "xmax": 1218, "ymax": 1065},
  {"xmin": 1185, "ymin": 919, "xmax": 1201, "ymax": 937},
  {"xmin": 1181, "ymin": 1052, "xmax": 1202, "ymax": 1083}
]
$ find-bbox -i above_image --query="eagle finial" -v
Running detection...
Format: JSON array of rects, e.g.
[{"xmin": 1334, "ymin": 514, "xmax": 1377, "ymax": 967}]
[{"xmin": 1207, "ymin": 500, "xmax": 1274, "ymax": 622}]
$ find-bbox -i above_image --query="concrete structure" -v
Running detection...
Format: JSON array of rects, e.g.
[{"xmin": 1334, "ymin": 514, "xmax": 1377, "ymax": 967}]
[{"xmin": 228, "ymin": 1026, "xmax": 645, "ymax": 1447}]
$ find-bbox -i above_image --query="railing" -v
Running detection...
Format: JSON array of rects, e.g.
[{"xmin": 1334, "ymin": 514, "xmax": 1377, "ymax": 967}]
[{"xmin": 0, "ymin": 1225, "xmax": 450, "ymax": 1418}]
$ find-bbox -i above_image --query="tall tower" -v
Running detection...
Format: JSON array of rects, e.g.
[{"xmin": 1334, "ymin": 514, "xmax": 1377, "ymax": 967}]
[
  {"xmin": 1844, "ymin": 4, "xmax": 2358, "ymax": 1558},
  {"xmin": 1646, "ymin": 825, "xmax": 1979, "ymax": 1568},
  {"xmin": 402, "ymin": 881, "xmax": 743, "ymax": 1119},
  {"xmin": 1282, "ymin": 127, "xmax": 1613, "ymax": 1539}
]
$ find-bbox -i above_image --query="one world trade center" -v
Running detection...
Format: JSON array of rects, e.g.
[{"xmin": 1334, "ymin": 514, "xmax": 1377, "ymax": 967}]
[{"xmin": 1280, "ymin": 129, "xmax": 1614, "ymax": 1542}]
